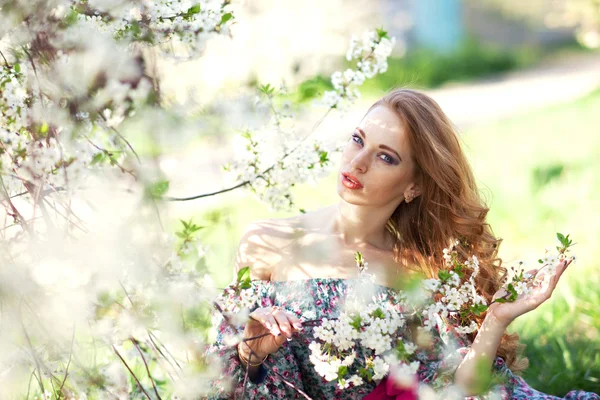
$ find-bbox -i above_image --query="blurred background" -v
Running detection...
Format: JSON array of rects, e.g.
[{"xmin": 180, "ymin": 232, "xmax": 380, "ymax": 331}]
[{"xmin": 153, "ymin": 0, "xmax": 600, "ymax": 394}]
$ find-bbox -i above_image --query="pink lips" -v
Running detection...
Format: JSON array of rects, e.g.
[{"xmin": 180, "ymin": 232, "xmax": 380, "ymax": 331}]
[{"xmin": 341, "ymin": 172, "xmax": 363, "ymax": 189}]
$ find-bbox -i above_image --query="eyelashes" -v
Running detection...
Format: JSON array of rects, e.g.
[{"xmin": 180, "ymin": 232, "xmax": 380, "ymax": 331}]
[
  {"xmin": 350, "ymin": 133, "xmax": 396, "ymax": 165},
  {"xmin": 351, "ymin": 133, "xmax": 363, "ymax": 145}
]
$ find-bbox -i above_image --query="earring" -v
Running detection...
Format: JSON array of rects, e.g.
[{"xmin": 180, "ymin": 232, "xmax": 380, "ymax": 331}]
[{"xmin": 405, "ymin": 193, "xmax": 414, "ymax": 203}]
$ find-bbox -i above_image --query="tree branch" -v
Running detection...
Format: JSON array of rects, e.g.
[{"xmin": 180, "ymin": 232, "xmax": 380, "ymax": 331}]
[
  {"xmin": 112, "ymin": 344, "xmax": 153, "ymax": 400},
  {"xmin": 164, "ymin": 108, "xmax": 332, "ymax": 202},
  {"xmin": 58, "ymin": 326, "xmax": 75, "ymax": 395},
  {"xmin": 131, "ymin": 337, "xmax": 162, "ymax": 400}
]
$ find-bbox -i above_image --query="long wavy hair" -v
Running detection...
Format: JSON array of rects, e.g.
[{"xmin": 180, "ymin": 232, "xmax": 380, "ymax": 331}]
[{"xmin": 368, "ymin": 88, "xmax": 528, "ymax": 374}]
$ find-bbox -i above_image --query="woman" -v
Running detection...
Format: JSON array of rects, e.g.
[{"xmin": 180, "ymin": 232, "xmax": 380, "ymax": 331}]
[{"xmin": 207, "ymin": 89, "xmax": 599, "ymax": 399}]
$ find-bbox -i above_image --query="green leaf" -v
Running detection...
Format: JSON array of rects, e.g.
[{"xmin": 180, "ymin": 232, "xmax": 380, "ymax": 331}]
[
  {"xmin": 318, "ymin": 150, "xmax": 329, "ymax": 165},
  {"xmin": 394, "ymin": 340, "xmax": 408, "ymax": 361},
  {"xmin": 506, "ymin": 283, "xmax": 518, "ymax": 301},
  {"xmin": 350, "ymin": 315, "xmax": 363, "ymax": 331},
  {"xmin": 337, "ymin": 365, "xmax": 348, "ymax": 378},
  {"xmin": 147, "ymin": 180, "xmax": 170, "ymax": 198},
  {"xmin": 188, "ymin": 4, "xmax": 201, "ymax": 14},
  {"xmin": 90, "ymin": 152, "xmax": 105, "ymax": 165},
  {"xmin": 359, "ymin": 367, "xmax": 373, "ymax": 381},
  {"xmin": 239, "ymin": 281, "xmax": 251, "ymax": 290},
  {"xmin": 557, "ymin": 232, "xmax": 566, "ymax": 246},
  {"xmin": 538, "ymin": 259, "xmax": 543, "ymax": 264},
  {"xmin": 190, "ymin": 225, "xmax": 203, "ymax": 232},
  {"xmin": 241, "ymin": 130, "xmax": 252, "ymax": 139},
  {"xmin": 354, "ymin": 251, "xmax": 363, "ymax": 264},
  {"xmin": 470, "ymin": 303, "xmax": 488, "ymax": 316},
  {"xmin": 376, "ymin": 27, "xmax": 389, "ymax": 40},
  {"xmin": 453, "ymin": 265, "xmax": 464, "ymax": 279},
  {"xmin": 371, "ymin": 307, "xmax": 385, "ymax": 319},
  {"xmin": 259, "ymin": 83, "xmax": 275, "ymax": 96},
  {"xmin": 438, "ymin": 270, "xmax": 451, "ymax": 282},
  {"xmin": 175, "ymin": 232, "xmax": 186, "ymax": 238},
  {"xmin": 220, "ymin": 12, "xmax": 233, "ymax": 24},
  {"xmin": 237, "ymin": 266, "xmax": 251, "ymax": 284},
  {"xmin": 14, "ymin": 63, "xmax": 21, "ymax": 73}
]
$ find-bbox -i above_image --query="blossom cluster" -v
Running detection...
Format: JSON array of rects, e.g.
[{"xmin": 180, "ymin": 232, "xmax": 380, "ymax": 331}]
[
  {"xmin": 307, "ymin": 255, "xmax": 420, "ymax": 390},
  {"xmin": 225, "ymin": 29, "xmax": 396, "ymax": 211},
  {"xmin": 500, "ymin": 233, "xmax": 576, "ymax": 300},
  {"xmin": 308, "ymin": 301, "xmax": 420, "ymax": 390},
  {"xmin": 314, "ymin": 28, "xmax": 396, "ymax": 110},
  {"xmin": 75, "ymin": 0, "xmax": 235, "ymax": 58},
  {"xmin": 420, "ymin": 241, "xmax": 487, "ymax": 335}
]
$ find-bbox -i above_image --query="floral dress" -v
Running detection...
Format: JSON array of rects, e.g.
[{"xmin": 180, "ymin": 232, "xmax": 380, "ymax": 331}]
[{"xmin": 206, "ymin": 278, "xmax": 599, "ymax": 400}]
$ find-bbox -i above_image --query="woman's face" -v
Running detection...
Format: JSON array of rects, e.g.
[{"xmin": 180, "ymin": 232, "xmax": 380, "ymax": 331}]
[{"xmin": 337, "ymin": 105, "xmax": 420, "ymax": 207}]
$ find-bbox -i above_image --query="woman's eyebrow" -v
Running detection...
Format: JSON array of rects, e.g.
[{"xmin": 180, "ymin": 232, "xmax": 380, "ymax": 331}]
[{"xmin": 356, "ymin": 127, "xmax": 402, "ymax": 161}]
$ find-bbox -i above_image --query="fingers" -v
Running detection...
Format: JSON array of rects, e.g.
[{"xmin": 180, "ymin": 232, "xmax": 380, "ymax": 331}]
[
  {"xmin": 272, "ymin": 309, "xmax": 294, "ymax": 338},
  {"xmin": 539, "ymin": 259, "xmax": 572, "ymax": 299},
  {"xmin": 524, "ymin": 269, "xmax": 538, "ymax": 277},
  {"xmin": 249, "ymin": 306, "xmax": 303, "ymax": 338}
]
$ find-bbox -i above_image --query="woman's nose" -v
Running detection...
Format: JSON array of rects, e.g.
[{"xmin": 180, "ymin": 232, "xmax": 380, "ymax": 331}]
[{"xmin": 350, "ymin": 151, "xmax": 368, "ymax": 173}]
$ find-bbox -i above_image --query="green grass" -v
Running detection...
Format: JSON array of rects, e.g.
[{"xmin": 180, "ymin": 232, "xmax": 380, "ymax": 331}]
[
  {"xmin": 461, "ymin": 89, "xmax": 600, "ymax": 394},
  {"xmin": 196, "ymin": 89, "xmax": 600, "ymax": 395}
]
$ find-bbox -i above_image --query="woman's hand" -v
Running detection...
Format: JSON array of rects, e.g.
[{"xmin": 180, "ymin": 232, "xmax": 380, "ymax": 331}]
[
  {"xmin": 487, "ymin": 258, "xmax": 573, "ymax": 327},
  {"xmin": 238, "ymin": 306, "xmax": 303, "ymax": 362}
]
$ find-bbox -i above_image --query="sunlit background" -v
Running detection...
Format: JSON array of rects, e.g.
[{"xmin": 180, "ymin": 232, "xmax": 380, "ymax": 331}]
[
  {"xmin": 154, "ymin": 0, "xmax": 600, "ymax": 394},
  {"xmin": 1, "ymin": 0, "xmax": 598, "ymax": 396}
]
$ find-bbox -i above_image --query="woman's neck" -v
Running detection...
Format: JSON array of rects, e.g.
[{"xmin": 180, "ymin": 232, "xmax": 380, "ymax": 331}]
[{"xmin": 326, "ymin": 201, "xmax": 396, "ymax": 251}]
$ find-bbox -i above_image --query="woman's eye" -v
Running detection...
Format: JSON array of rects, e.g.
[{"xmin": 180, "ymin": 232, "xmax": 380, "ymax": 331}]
[
  {"xmin": 380, "ymin": 154, "xmax": 394, "ymax": 164},
  {"xmin": 351, "ymin": 134, "xmax": 396, "ymax": 164},
  {"xmin": 351, "ymin": 133, "xmax": 363, "ymax": 145}
]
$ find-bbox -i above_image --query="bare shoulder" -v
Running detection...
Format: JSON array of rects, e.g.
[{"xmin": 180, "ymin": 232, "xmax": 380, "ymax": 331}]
[{"xmin": 234, "ymin": 214, "xmax": 307, "ymax": 280}]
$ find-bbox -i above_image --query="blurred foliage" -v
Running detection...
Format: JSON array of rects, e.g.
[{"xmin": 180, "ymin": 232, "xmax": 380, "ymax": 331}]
[
  {"xmin": 464, "ymin": 89, "xmax": 600, "ymax": 393},
  {"xmin": 295, "ymin": 75, "xmax": 334, "ymax": 103},
  {"xmin": 513, "ymin": 272, "xmax": 600, "ymax": 394},
  {"xmin": 532, "ymin": 163, "xmax": 565, "ymax": 192},
  {"xmin": 289, "ymin": 37, "xmax": 539, "ymax": 103},
  {"xmin": 260, "ymin": 39, "xmax": 590, "ymax": 106},
  {"xmin": 357, "ymin": 37, "xmax": 539, "ymax": 91},
  {"xmin": 472, "ymin": 0, "xmax": 600, "ymax": 49}
]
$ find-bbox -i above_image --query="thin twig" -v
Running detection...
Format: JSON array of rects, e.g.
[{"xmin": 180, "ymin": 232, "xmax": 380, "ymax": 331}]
[
  {"xmin": 84, "ymin": 137, "xmax": 136, "ymax": 177},
  {"xmin": 98, "ymin": 113, "xmax": 141, "ymax": 163},
  {"xmin": 213, "ymin": 302, "xmax": 314, "ymax": 400},
  {"xmin": 0, "ymin": 49, "xmax": 9, "ymax": 66},
  {"xmin": 164, "ymin": 180, "xmax": 250, "ymax": 201},
  {"xmin": 20, "ymin": 320, "xmax": 45, "ymax": 395},
  {"xmin": 58, "ymin": 325, "xmax": 76, "ymax": 394},
  {"xmin": 10, "ymin": 186, "xmax": 66, "ymax": 199},
  {"xmin": 148, "ymin": 331, "xmax": 183, "ymax": 371},
  {"xmin": 0, "ymin": 175, "xmax": 33, "ymax": 235},
  {"xmin": 41, "ymin": 197, "xmax": 88, "ymax": 234},
  {"xmin": 145, "ymin": 336, "xmax": 179, "ymax": 380},
  {"xmin": 25, "ymin": 370, "xmax": 35, "ymax": 400},
  {"xmin": 271, "ymin": 368, "xmax": 313, "ymax": 399},
  {"xmin": 112, "ymin": 344, "xmax": 153, "ymax": 400},
  {"xmin": 131, "ymin": 337, "xmax": 162, "ymax": 400},
  {"xmin": 165, "ymin": 108, "xmax": 332, "ymax": 202}
]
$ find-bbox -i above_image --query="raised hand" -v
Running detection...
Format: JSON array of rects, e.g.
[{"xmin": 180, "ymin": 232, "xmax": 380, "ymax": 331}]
[
  {"xmin": 238, "ymin": 306, "xmax": 303, "ymax": 362},
  {"xmin": 487, "ymin": 258, "xmax": 573, "ymax": 327}
]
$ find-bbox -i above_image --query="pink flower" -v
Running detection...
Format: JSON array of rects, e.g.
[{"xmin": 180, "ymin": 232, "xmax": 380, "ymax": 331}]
[{"xmin": 363, "ymin": 376, "xmax": 418, "ymax": 400}]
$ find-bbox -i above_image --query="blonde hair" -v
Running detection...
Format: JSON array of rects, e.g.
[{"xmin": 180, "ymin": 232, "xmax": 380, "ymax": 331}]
[{"xmin": 369, "ymin": 88, "xmax": 528, "ymax": 373}]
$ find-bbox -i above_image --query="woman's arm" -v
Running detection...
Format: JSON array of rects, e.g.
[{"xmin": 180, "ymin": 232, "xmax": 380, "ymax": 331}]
[
  {"xmin": 453, "ymin": 312, "xmax": 508, "ymax": 395},
  {"xmin": 454, "ymin": 258, "xmax": 572, "ymax": 395}
]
